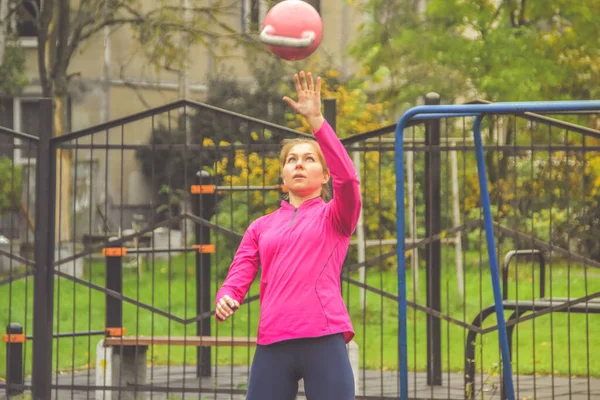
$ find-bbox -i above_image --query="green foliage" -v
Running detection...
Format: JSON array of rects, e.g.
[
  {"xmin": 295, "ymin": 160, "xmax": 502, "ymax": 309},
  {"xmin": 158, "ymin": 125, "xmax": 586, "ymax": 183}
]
[
  {"xmin": 0, "ymin": 156, "xmax": 22, "ymax": 215},
  {"xmin": 0, "ymin": 44, "xmax": 28, "ymax": 96},
  {"xmin": 350, "ymin": 0, "xmax": 600, "ymax": 109}
]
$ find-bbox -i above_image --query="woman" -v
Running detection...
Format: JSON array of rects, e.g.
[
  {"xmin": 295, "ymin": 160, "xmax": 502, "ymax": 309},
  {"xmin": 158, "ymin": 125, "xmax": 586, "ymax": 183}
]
[{"xmin": 215, "ymin": 71, "xmax": 361, "ymax": 400}]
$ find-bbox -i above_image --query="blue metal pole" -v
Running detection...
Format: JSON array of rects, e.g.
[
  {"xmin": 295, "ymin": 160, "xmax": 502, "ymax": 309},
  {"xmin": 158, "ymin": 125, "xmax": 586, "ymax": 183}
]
[
  {"xmin": 472, "ymin": 115, "xmax": 515, "ymax": 400},
  {"xmin": 394, "ymin": 116, "xmax": 409, "ymax": 400},
  {"xmin": 394, "ymin": 100, "xmax": 600, "ymax": 400}
]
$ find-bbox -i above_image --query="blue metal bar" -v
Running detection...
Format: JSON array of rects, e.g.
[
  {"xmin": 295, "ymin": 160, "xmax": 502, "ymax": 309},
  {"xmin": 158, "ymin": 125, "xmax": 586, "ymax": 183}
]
[
  {"xmin": 401, "ymin": 101, "xmax": 600, "ymax": 117},
  {"xmin": 394, "ymin": 100, "xmax": 600, "ymax": 400},
  {"xmin": 472, "ymin": 115, "xmax": 515, "ymax": 400},
  {"xmin": 394, "ymin": 115, "xmax": 411, "ymax": 400},
  {"xmin": 412, "ymin": 113, "xmax": 480, "ymax": 120}
]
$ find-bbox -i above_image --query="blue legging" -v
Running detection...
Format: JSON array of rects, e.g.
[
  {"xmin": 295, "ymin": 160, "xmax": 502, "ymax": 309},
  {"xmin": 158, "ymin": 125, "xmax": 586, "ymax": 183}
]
[{"xmin": 246, "ymin": 333, "xmax": 355, "ymax": 400}]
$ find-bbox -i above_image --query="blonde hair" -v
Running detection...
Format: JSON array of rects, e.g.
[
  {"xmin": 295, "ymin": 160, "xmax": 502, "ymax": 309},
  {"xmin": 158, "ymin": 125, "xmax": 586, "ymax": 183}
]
[{"xmin": 279, "ymin": 138, "xmax": 331, "ymax": 201}]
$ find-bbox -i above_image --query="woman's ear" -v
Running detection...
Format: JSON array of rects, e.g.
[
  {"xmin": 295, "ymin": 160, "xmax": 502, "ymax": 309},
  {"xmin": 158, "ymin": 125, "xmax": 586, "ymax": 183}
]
[{"xmin": 322, "ymin": 172, "xmax": 330, "ymax": 185}]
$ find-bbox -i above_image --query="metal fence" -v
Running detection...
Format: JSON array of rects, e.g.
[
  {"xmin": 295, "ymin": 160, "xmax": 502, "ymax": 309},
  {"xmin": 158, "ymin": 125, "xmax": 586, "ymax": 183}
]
[{"xmin": 0, "ymin": 97, "xmax": 599, "ymax": 400}]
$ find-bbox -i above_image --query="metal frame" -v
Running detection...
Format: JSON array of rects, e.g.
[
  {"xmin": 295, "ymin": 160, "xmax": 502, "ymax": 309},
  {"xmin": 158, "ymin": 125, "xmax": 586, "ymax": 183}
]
[{"xmin": 394, "ymin": 100, "xmax": 600, "ymax": 400}]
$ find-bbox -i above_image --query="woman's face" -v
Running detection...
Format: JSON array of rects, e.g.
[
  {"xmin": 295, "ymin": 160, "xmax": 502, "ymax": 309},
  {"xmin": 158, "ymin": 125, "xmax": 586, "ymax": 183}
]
[{"xmin": 282, "ymin": 143, "xmax": 329, "ymax": 197}]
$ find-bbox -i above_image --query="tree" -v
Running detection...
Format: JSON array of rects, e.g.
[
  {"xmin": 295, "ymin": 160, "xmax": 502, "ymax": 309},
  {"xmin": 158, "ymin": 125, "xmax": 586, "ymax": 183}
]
[
  {"xmin": 21, "ymin": 0, "xmax": 255, "ymax": 242},
  {"xmin": 0, "ymin": 156, "xmax": 22, "ymax": 215},
  {"xmin": 349, "ymin": 0, "xmax": 600, "ymax": 109},
  {"xmin": 0, "ymin": 0, "xmax": 28, "ymax": 95}
]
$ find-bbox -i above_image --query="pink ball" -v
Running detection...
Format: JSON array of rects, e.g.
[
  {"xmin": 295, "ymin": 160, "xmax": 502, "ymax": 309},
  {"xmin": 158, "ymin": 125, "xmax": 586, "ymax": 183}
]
[{"xmin": 260, "ymin": 0, "xmax": 323, "ymax": 61}]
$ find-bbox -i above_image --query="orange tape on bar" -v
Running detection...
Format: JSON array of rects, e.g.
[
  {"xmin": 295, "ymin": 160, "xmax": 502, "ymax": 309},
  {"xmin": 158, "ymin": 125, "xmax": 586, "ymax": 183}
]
[
  {"xmin": 190, "ymin": 185, "xmax": 216, "ymax": 194},
  {"xmin": 2, "ymin": 334, "xmax": 25, "ymax": 343},
  {"xmin": 106, "ymin": 327, "xmax": 126, "ymax": 337},
  {"xmin": 102, "ymin": 248, "xmax": 127, "ymax": 257},
  {"xmin": 193, "ymin": 244, "xmax": 215, "ymax": 254}
]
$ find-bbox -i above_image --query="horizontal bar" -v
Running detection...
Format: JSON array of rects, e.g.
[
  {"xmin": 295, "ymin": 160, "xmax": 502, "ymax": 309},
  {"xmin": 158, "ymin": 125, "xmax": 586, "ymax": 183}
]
[
  {"xmin": 53, "ymin": 99, "xmax": 312, "ymax": 145},
  {"xmin": 25, "ymin": 330, "xmax": 107, "ymax": 340},
  {"xmin": 0, "ymin": 126, "xmax": 40, "ymax": 141},
  {"xmin": 39, "ymin": 384, "xmax": 399, "ymax": 399},
  {"xmin": 53, "ymin": 269, "xmax": 188, "ymax": 325},
  {"xmin": 480, "ymin": 291, "xmax": 600, "ymax": 335},
  {"xmin": 341, "ymin": 275, "xmax": 482, "ymax": 334},
  {"xmin": 104, "ymin": 335, "xmax": 257, "ymax": 347},
  {"xmin": 400, "ymin": 101, "xmax": 600, "ymax": 122},
  {"xmin": 340, "ymin": 144, "xmax": 600, "ymax": 153},
  {"xmin": 412, "ymin": 112, "xmax": 481, "ymax": 119},
  {"xmin": 125, "ymin": 247, "xmax": 200, "ymax": 254},
  {"xmin": 0, "ymin": 271, "xmax": 34, "ymax": 286},
  {"xmin": 0, "ymin": 247, "xmax": 35, "ymax": 267},
  {"xmin": 56, "ymin": 143, "xmax": 284, "ymax": 151},
  {"xmin": 341, "ymin": 120, "xmax": 423, "ymax": 145}
]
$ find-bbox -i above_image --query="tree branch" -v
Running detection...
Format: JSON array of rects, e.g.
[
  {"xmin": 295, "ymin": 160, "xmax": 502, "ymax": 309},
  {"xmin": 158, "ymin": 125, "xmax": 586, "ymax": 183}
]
[
  {"xmin": 37, "ymin": 0, "xmax": 53, "ymax": 96},
  {"xmin": 54, "ymin": 0, "xmax": 70, "ymax": 90},
  {"xmin": 518, "ymin": 0, "xmax": 527, "ymax": 26}
]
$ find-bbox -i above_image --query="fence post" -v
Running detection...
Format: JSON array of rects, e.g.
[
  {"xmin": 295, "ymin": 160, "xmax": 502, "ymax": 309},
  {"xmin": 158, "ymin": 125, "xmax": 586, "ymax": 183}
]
[
  {"xmin": 4, "ymin": 322, "xmax": 24, "ymax": 396},
  {"xmin": 105, "ymin": 238, "xmax": 124, "ymax": 336},
  {"xmin": 323, "ymin": 98, "xmax": 337, "ymax": 132},
  {"xmin": 31, "ymin": 98, "xmax": 55, "ymax": 400},
  {"xmin": 424, "ymin": 92, "xmax": 442, "ymax": 386},
  {"xmin": 194, "ymin": 171, "xmax": 215, "ymax": 377}
]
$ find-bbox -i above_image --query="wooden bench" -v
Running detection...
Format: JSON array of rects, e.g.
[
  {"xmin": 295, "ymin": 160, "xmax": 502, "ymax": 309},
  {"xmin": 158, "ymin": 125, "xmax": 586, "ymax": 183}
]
[
  {"xmin": 95, "ymin": 335, "xmax": 257, "ymax": 400},
  {"xmin": 96, "ymin": 335, "xmax": 359, "ymax": 399},
  {"xmin": 104, "ymin": 335, "xmax": 257, "ymax": 347}
]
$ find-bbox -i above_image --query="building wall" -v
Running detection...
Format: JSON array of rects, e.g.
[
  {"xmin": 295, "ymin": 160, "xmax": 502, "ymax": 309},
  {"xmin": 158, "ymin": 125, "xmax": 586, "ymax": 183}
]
[{"xmin": 13, "ymin": 0, "xmax": 368, "ymax": 233}]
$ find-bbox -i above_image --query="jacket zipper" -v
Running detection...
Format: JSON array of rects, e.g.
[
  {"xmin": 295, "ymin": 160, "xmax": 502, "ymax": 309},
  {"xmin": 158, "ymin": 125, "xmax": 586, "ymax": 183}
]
[{"xmin": 290, "ymin": 208, "xmax": 297, "ymax": 227}]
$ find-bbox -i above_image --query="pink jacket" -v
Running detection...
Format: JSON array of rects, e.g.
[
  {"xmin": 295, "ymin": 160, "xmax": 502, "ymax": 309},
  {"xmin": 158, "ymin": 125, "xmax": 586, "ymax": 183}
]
[{"xmin": 215, "ymin": 120, "xmax": 362, "ymax": 345}]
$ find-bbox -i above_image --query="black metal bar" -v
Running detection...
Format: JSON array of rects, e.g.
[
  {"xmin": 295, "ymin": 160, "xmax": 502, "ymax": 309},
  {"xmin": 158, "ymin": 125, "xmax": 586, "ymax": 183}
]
[
  {"xmin": 323, "ymin": 98, "xmax": 337, "ymax": 133},
  {"xmin": 5, "ymin": 323, "xmax": 24, "ymax": 397},
  {"xmin": 125, "ymin": 247, "xmax": 199, "ymax": 254},
  {"xmin": 54, "ymin": 142, "xmax": 600, "ymax": 153},
  {"xmin": 503, "ymin": 310, "xmax": 528, "ymax": 400},
  {"xmin": 195, "ymin": 171, "xmax": 214, "ymax": 377},
  {"xmin": 53, "ymin": 268, "xmax": 189, "ymax": 324},
  {"xmin": 502, "ymin": 249, "xmax": 546, "ymax": 300},
  {"xmin": 493, "ymin": 223, "xmax": 600, "ymax": 269},
  {"xmin": 467, "ymin": 99, "xmax": 600, "ymax": 138},
  {"xmin": 25, "ymin": 330, "xmax": 108, "ymax": 340},
  {"xmin": 0, "ymin": 247, "xmax": 35, "ymax": 267},
  {"xmin": 54, "ymin": 213, "xmax": 191, "ymax": 267},
  {"xmin": 480, "ymin": 291, "xmax": 600, "ymax": 335},
  {"xmin": 0, "ymin": 126, "xmax": 40, "ymax": 141},
  {"xmin": 54, "ymin": 99, "xmax": 312, "ymax": 145},
  {"xmin": 424, "ymin": 92, "xmax": 442, "ymax": 386},
  {"xmin": 105, "ymin": 239, "xmax": 124, "ymax": 332},
  {"xmin": 323, "ymin": 97, "xmax": 336, "ymax": 213},
  {"xmin": 464, "ymin": 306, "xmax": 497, "ymax": 400},
  {"xmin": 31, "ymin": 98, "xmax": 55, "ymax": 400},
  {"xmin": 20, "ymin": 383, "xmax": 400, "ymax": 399},
  {"xmin": 0, "ymin": 271, "xmax": 35, "ymax": 287}
]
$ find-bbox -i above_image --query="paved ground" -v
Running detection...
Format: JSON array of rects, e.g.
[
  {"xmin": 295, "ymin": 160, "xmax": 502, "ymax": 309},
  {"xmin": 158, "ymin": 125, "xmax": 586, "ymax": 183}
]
[{"xmin": 2, "ymin": 366, "xmax": 599, "ymax": 399}]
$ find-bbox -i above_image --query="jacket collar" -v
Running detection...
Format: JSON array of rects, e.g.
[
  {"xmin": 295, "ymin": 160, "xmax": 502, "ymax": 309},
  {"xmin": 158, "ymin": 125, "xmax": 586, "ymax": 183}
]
[{"xmin": 280, "ymin": 196, "xmax": 324, "ymax": 210}]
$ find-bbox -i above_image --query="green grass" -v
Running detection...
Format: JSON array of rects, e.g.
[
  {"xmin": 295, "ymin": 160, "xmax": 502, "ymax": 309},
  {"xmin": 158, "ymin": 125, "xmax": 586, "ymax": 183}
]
[{"xmin": 1, "ymin": 249, "xmax": 599, "ymax": 379}]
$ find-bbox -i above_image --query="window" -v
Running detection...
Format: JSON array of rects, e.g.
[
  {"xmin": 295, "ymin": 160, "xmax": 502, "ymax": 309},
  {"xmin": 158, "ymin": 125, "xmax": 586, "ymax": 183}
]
[
  {"xmin": 304, "ymin": 0, "xmax": 320, "ymax": 14},
  {"xmin": 0, "ymin": 99, "xmax": 14, "ymax": 159},
  {"xmin": 16, "ymin": 0, "xmax": 40, "ymax": 38},
  {"xmin": 241, "ymin": 0, "xmax": 268, "ymax": 33},
  {"xmin": 241, "ymin": 0, "xmax": 320, "ymax": 32},
  {"xmin": 0, "ymin": 98, "xmax": 44, "ymax": 164}
]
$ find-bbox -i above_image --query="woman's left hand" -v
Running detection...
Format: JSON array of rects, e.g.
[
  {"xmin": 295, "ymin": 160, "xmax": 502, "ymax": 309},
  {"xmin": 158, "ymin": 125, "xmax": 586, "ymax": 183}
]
[{"xmin": 283, "ymin": 71, "xmax": 325, "ymax": 131}]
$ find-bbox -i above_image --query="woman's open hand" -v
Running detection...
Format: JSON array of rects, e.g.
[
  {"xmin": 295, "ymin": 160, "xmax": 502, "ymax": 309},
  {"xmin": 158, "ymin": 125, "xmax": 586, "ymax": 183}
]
[{"xmin": 283, "ymin": 71, "xmax": 325, "ymax": 131}]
